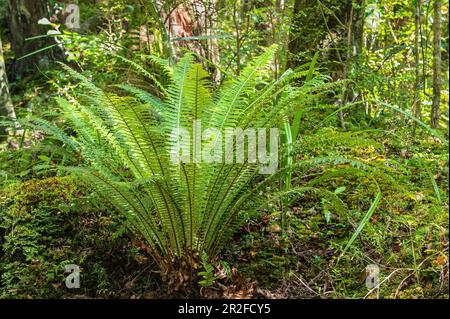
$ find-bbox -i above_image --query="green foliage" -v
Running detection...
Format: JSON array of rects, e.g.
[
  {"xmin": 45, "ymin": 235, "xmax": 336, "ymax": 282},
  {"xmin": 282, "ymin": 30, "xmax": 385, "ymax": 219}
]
[
  {"xmin": 0, "ymin": 177, "xmax": 79, "ymax": 298},
  {"xmin": 226, "ymin": 123, "xmax": 448, "ymax": 298},
  {"xmin": 0, "ymin": 176, "xmax": 154, "ymax": 299},
  {"xmin": 198, "ymin": 252, "xmax": 219, "ymax": 288},
  {"xmin": 32, "ymin": 46, "xmax": 334, "ymax": 271},
  {"xmin": 1, "ymin": 0, "xmax": 448, "ymax": 299}
]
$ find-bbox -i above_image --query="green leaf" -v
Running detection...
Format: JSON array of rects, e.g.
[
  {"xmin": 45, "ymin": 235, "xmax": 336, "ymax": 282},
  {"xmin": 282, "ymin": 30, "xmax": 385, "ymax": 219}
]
[
  {"xmin": 324, "ymin": 210, "xmax": 332, "ymax": 224},
  {"xmin": 334, "ymin": 186, "xmax": 346, "ymax": 194},
  {"xmin": 340, "ymin": 192, "xmax": 382, "ymax": 259}
]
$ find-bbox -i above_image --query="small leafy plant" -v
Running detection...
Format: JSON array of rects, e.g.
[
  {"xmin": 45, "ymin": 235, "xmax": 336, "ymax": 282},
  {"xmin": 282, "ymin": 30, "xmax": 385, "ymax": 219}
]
[{"xmin": 198, "ymin": 252, "xmax": 219, "ymax": 288}]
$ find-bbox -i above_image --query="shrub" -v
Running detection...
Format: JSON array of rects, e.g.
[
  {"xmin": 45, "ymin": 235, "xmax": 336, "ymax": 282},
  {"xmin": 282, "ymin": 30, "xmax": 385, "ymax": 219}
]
[{"xmin": 32, "ymin": 46, "xmax": 334, "ymax": 280}]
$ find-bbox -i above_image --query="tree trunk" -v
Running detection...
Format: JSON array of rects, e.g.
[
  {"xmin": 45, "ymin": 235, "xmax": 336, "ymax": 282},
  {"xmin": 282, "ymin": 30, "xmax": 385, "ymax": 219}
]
[
  {"xmin": 233, "ymin": 0, "xmax": 241, "ymax": 75},
  {"xmin": 413, "ymin": 0, "xmax": 422, "ymax": 119},
  {"xmin": 287, "ymin": 0, "xmax": 354, "ymax": 69},
  {"xmin": 351, "ymin": 0, "xmax": 365, "ymax": 57},
  {"xmin": 286, "ymin": 0, "xmax": 313, "ymax": 69},
  {"xmin": 431, "ymin": 0, "xmax": 442, "ymax": 128},
  {"xmin": 338, "ymin": 1, "xmax": 365, "ymax": 129},
  {"xmin": 0, "ymin": 35, "xmax": 18, "ymax": 142},
  {"xmin": 343, "ymin": 0, "xmax": 365, "ymax": 102},
  {"xmin": 7, "ymin": 0, "xmax": 50, "ymax": 78}
]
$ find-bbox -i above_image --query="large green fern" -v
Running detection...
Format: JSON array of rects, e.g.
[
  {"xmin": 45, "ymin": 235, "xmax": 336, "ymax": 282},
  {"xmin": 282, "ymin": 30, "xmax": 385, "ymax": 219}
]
[{"xmin": 35, "ymin": 46, "xmax": 335, "ymax": 270}]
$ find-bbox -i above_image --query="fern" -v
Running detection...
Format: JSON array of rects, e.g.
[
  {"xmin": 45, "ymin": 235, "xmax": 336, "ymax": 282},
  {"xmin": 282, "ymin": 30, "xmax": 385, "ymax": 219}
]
[{"xmin": 35, "ymin": 47, "xmax": 337, "ymax": 270}]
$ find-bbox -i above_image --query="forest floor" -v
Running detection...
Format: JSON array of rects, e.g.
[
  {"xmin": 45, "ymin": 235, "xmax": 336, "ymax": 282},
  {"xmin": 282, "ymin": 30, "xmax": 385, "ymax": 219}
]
[
  {"xmin": 0, "ymin": 0, "xmax": 449, "ymax": 301},
  {"xmin": 1, "ymin": 83, "xmax": 448, "ymax": 298}
]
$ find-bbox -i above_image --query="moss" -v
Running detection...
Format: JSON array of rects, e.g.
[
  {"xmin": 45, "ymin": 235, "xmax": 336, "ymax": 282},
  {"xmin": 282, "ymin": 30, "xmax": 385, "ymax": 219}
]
[
  {"xmin": 0, "ymin": 176, "xmax": 157, "ymax": 299},
  {"xmin": 225, "ymin": 127, "xmax": 449, "ymax": 299}
]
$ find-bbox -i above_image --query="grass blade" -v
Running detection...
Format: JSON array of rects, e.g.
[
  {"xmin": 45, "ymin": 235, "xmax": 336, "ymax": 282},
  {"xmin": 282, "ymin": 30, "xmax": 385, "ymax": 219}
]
[
  {"xmin": 17, "ymin": 44, "xmax": 58, "ymax": 61},
  {"xmin": 340, "ymin": 192, "xmax": 382, "ymax": 259},
  {"xmin": 426, "ymin": 168, "xmax": 442, "ymax": 203}
]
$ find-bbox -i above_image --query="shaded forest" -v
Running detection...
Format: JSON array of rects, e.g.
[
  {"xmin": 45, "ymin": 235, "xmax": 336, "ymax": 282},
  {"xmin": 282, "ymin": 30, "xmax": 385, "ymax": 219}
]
[{"xmin": 0, "ymin": 0, "xmax": 449, "ymax": 299}]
